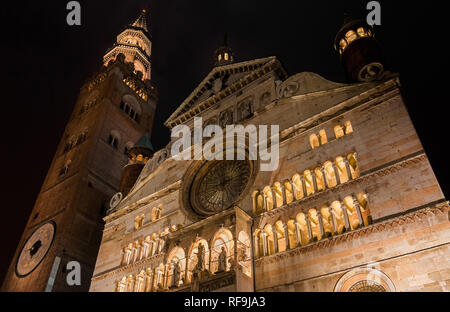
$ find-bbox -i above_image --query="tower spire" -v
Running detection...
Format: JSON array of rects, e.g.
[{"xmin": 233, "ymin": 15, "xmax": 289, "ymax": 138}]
[
  {"xmin": 103, "ymin": 9, "xmax": 153, "ymax": 80},
  {"xmin": 131, "ymin": 9, "xmax": 148, "ymax": 32},
  {"xmin": 213, "ymin": 33, "xmax": 234, "ymax": 67}
]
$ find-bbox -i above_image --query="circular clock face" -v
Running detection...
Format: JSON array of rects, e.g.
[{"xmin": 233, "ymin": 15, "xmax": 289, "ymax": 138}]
[
  {"xmin": 189, "ymin": 160, "xmax": 251, "ymax": 216},
  {"xmin": 16, "ymin": 221, "xmax": 55, "ymax": 277}
]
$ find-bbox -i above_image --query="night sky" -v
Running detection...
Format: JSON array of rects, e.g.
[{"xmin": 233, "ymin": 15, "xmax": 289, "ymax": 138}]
[{"xmin": 0, "ymin": 1, "xmax": 448, "ymax": 285}]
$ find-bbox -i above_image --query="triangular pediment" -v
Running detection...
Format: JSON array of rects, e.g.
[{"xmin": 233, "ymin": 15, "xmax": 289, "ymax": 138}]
[{"xmin": 165, "ymin": 56, "xmax": 288, "ymax": 129}]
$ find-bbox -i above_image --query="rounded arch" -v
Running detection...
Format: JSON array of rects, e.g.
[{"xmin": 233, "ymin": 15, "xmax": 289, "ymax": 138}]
[
  {"xmin": 334, "ymin": 268, "xmax": 395, "ymax": 292},
  {"xmin": 274, "ymin": 220, "xmax": 287, "ymax": 252},
  {"xmin": 237, "ymin": 231, "xmax": 251, "ymax": 277},
  {"xmin": 252, "ymin": 190, "xmax": 264, "ymax": 216},
  {"xmin": 210, "ymin": 228, "xmax": 234, "ymax": 273},
  {"xmin": 263, "ymin": 224, "xmax": 275, "ymax": 255},
  {"xmin": 166, "ymin": 246, "xmax": 187, "ymax": 288},
  {"xmin": 122, "ymin": 94, "xmax": 142, "ymax": 114},
  {"xmin": 262, "ymin": 186, "xmax": 274, "ymax": 211},
  {"xmin": 187, "ymin": 238, "xmax": 210, "ymax": 282}
]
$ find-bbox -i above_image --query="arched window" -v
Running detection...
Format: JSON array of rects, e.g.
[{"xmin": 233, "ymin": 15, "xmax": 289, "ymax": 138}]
[
  {"xmin": 274, "ymin": 221, "xmax": 287, "ymax": 252},
  {"xmin": 210, "ymin": 228, "xmax": 234, "ymax": 274},
  {"xmin": 308, "ymin": 209, "xmax": 322, "ymax": 241},
  {"xmin": 334, "ymin": 125, "xmax": 345, "ymax": 139},
  {"xmin": 344, "ymin": 121, "xmax": 353, "ymax": 134},
  {"xmin": 237, "ymin": 231, "xmax": 251, "ymax": 277},
  {"xmin": 319, "ymin": 129, "xmax": 328, "ymax": 145},
  {"xmin": 310, "ymin": 134, "xmax": 320, "ymax": 149},
  {"xmin": 224, "ymin": 52, "xmax": 229, "ymax": 61},
  {"xmin": 263, "ymin": 224, "xmax": 275, "ymax": 255},
  {"xmin": 295, "ymin": 213, "xmax": 309, "ymax": 245}
]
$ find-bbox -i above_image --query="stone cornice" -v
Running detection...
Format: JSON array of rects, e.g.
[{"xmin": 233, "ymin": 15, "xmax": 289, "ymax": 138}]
[
  {"xmin": 256, "ymin": 151, "xmax": 427, "ymax": 224},
  {"xmin": 165, "ymin": 57, "xmax": 287, "ymax": 129},
  {"xmin": 278, "ymin": 77, "xmax": 400, "ymax": 144},
  {"xmin": 105, "ymin": 180, "xmax": 181, "ymax": 222},
  {"xmin": 91, "ymin": 252, "xmax": 166, "ymax": 282},
  {"xmin": 254, "ymin": 201, "xmax": 449, "ymax": 267}
]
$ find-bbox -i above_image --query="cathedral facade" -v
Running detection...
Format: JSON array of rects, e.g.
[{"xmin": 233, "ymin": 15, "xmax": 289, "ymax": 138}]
[
  {"xmin": 3, "ymin": 11, "xmax": 449, "ymax": 292},
  {"xmin": 90, "ymin": 16, "xmax": 449, "ymax": 292}
]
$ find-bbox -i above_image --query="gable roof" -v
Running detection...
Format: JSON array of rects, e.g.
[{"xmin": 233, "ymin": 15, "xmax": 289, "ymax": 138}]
[{"xmin": 164, "ymin": 56, "xmax": 288, "ymax": 129}]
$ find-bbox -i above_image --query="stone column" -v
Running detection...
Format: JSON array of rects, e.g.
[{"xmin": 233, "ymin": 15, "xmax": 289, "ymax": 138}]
[
  {"xmin": 329, "ymin": 206, "xmax": 338, "ymax": 235},
  {"xmin": 262, "ymin": 194, "xmax": 267, "ymax": 212},
  {"xmin": 283, "ymin": 224, "xmax": 290, "ymax": 250},
  {"xmin": 281, "ymin": 184, "xmax": 287, "ymax": 206},
  {"xmin": 305, "ymin": 215, "xmax": 313, "ymax": 243},
  {"xmin": 345, "ymin": 159, "xmax": 353, "ymax": 180},
  {"xmin": 301, "ymin": 176, "xmax": 307, "ymax": 197},
  {"xmin": 317, "ymin": 211, "xmax": 325, "ymax": 239},
  {"xmin": 321, "ymin": 167, "xmax": 329, "ymax": 189},
  {"xmin": 290, "ymin": 180, "xmax": 297, "ymax": 201},
  {"xmin": 353, "ymin": 196, "xmax": 365, "ymax": 227},
  {"xmin": 333, "ymin": 163, "xmax": 341, "ymax": 185},
  {"xmin": 272, "ymin": 227, "xmax": 278, "ymax": 253},
  {"xmin": 294, "ymin": 220, "xmax": 301, "ymax": 246},
  {"xmin": 340, "ymin": 201, "xmax": 351, "ymax": 231}
]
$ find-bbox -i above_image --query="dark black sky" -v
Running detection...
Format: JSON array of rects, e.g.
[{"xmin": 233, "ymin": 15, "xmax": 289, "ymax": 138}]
[{"xmin": 0, "ymin": 0, "xmax": 448, "ymax": 285}]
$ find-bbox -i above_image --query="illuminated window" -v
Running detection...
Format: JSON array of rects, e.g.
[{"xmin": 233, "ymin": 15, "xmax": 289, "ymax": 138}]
[
  {"xmin": 224, "ymin": 53, "xmax": 229, "ymax": 61},
  {"xmin": 357, "ymin": 27, "xmax": 367, "ymax": 37},
  {"xmin": 344, "ymin": 121, "xmax": 353, "ymax": 134},
  {"xmin": 218, "ymin": 54, "xmax": 222, "ymax": 61},
  {"xmin": 345, "ymin": 30, "xmax": 357, "ymax": 44},
  {"xmin": 339, "ymin": 39, "xmax": 347, "ymax": 50}
]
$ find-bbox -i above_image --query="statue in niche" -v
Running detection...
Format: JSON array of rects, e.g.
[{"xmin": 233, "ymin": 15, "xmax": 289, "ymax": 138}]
[
  {"xmin": 238, "ymin": 100, "xmax": 253, "ymax": 121},
  {"xmin": 171, "ymin": 261, "xmax": 181, "ymax": 288},
  {"xmin": 218, "ymin": 110, "xmax": 233, "ymax": 128},
  {"xmin": 194, "ymin": 243, "xmax": 205, "ymax": 272},
  {"xmin": 217, "ymin": 247, "xmax": 227, "ymax": 273}
]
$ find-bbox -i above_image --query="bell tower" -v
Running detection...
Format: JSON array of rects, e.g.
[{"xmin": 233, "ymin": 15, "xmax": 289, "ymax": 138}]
[
  {"xmin": 1, "ymin": 10, "xmax": 158, "ymax": 292},
  {"xmin": 334, "ymin": 17, "xmax": 385, "ymax": 82}
]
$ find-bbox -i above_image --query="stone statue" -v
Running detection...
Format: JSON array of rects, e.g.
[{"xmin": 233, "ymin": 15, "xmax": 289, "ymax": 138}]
[
  {"xmin": 217, "ymin": 247, "xmax": 227, "ymax": 273},
  {"xmin": 171, "ymin": 261, "xmax": 181, "ymax": 288},
  {"xmin": 195, "ymin": 243, "xmax": 205, "ymax": 272}
]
